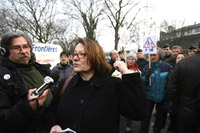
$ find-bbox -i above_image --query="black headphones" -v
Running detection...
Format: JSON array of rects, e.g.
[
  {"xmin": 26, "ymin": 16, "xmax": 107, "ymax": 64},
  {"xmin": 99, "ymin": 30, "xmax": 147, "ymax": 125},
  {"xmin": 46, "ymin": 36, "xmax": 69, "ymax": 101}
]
[
  {"xmin": 0, "ymin": 46, "xmax": 6, "ymax": 56},
  {"xmin": 0, "ymin": 32, "xmax": 32, "ymax": 57}
]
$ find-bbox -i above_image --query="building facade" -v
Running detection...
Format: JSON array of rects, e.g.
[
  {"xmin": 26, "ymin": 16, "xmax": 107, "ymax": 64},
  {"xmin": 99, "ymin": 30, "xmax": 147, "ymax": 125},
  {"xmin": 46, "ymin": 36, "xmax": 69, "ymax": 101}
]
[{"xmin": 157, "ymin": 23, "xmax": 200, "ymax": 52}]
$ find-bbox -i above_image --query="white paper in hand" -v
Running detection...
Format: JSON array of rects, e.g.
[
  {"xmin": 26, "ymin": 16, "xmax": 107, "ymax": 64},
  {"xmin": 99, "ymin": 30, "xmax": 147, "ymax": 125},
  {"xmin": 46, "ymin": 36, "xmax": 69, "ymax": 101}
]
[{"xmin": 53, "ymin": 128, "xmax": 76, "ymax": 133}]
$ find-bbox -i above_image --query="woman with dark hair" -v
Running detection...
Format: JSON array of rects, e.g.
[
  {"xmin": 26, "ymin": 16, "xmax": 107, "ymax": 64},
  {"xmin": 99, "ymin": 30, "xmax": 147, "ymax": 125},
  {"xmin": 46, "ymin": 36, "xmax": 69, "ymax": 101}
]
[
  {"xmin": 176, "ymin": 52, "xmax": 187, "ymax": 64},
  {"xmin": 46, "ymin": 38, "xmax": 146, "ymax": 133}
]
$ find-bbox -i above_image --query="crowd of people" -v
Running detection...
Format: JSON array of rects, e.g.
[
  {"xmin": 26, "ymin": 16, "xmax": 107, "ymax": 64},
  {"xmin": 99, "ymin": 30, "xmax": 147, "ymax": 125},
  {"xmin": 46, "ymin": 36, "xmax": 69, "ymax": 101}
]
[{"xmin": 0, "ymin": 31, "xmax": 200, "ymax": 133}]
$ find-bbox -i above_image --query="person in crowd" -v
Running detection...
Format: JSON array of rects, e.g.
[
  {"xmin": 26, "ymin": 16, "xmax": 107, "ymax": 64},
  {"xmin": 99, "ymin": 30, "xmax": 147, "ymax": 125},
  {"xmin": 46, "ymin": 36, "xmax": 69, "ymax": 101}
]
[
  {"xmin": 136, "ymin": 49, "xmax": 148, "ymax": 72},
  {"xmin": 0, "ymin": 32, "xmax": 53, "ymax": 133},
  {"xmin": 67, "ymin": 52, "xmax": 74, "ymax": 65},
  {"xmin": 168, "ymin": 48, "xmax": 200, "ymax": 133},
  {"xmin": 162, "ymin": 44, "xmax": 171, "ymax": 60},
  {"xmin": 161, "ymin": 45, "xmax": 181, "ymax": 130},
  {"xmin": 140, "ymin": 47, "xmax": 173, "ymax": 133},
  {"xmin": 175, "ymin": 52, "xmax": 187, "ymax": 64},
  {"xmin": 109, "ymin": 49, "xmax": 120, "ymax": 75},
  {"xmin": 118, "ymin": 50, "xmax": 125, "ymax": 62},
  {"xmin": 166, "ymin": 52, "xmax": 187, "ymax": 133},
  {"xmin": 164, "ymin": 45, "xmax": 182, "ymax": 67},
  {"xmin": 125, "ymin": 51, "xmax": 141, "ymax": 133},
  {"xmin": 46, "ymin": 38, "xmax": 146, "ymax": 133},
  {"xmin": 188, "ymin": 45, "xmax": 197, "ymax": 56},
  {"xmin": 126, "ymin": 51, "xmax": 140, "ymax": 74},
  {"xmin": 112, "ymin": 50, "xmax": 141, "ymax": 133},
  {"xmin": 51, "ymin": 51, "xmax": 74, "ymax": 92},
  {"xmin": 112, "ymin": 50, "xmax": 140, "ymax": 78}
]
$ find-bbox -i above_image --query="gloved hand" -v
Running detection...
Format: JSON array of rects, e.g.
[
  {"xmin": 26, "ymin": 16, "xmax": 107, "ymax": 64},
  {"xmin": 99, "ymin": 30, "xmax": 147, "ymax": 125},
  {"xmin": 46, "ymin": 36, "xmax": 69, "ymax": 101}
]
[
  {"xmin": 167, "ymin": 101, "xmax": 178, "ymax": 115},
  {"xmin": 145, "ymin": 68, "xmax": 154, "ymax": 79}
]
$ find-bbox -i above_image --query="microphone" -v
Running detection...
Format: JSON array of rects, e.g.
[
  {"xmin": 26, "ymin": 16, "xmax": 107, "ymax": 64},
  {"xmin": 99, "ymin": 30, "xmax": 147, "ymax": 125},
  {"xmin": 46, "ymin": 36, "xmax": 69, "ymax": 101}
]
[{"xmin": 32, "ymin": 73, "xmax": 59, "ymax": 96}]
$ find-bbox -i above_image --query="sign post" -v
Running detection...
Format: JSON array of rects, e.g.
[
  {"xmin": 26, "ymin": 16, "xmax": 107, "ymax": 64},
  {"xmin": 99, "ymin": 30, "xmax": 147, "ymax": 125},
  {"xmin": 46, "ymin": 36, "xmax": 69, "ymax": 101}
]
[
  {"xmin": 142, "ymin": 36, "xmax": 157, "ymax": 86},
  {"xmin": 119, "ymin": 28, "xmax": 131, "ymax": 62}
]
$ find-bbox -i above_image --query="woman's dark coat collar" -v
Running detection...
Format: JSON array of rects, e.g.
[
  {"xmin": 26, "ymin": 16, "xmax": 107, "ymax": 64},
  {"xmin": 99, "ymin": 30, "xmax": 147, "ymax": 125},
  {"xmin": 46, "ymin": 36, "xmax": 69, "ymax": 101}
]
[{"xmin": 71, "ymin": 73, "xmax": 105, "ymax": 88}]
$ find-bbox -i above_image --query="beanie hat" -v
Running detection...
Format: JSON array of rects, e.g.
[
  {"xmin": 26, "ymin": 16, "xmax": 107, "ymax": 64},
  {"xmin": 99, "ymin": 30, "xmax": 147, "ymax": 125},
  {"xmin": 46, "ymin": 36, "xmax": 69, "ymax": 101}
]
[
  {"xmin": 127, "ymin": 51, "xmax": 137, "ymax": 60},
  {"xmin": 60, "ymin": 51, "xmax": 68, "ymax": 57}
]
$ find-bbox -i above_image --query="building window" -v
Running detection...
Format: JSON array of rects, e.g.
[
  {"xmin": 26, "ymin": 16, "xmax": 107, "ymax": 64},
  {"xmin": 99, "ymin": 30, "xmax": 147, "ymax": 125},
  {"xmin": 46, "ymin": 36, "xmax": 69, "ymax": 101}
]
[{"xmin": 195, "ymin": 27, "xmax": 200, "ymax": 33}]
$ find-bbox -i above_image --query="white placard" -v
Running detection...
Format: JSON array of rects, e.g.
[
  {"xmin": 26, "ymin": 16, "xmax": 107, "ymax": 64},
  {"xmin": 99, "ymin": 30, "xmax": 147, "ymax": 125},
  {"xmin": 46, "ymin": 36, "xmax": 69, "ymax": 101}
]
[
  {"xmin": 142, "ymin": 36, "xmax": 157, "ymax": 54},
  {"xmin": 32, "ymin": 43, "xmax": 63, "ymax": 68}
]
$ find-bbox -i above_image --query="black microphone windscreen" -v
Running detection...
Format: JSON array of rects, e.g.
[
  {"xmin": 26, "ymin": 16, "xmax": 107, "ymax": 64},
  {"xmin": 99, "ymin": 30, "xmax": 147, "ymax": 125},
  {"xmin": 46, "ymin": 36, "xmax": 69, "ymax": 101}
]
[{"xmin": 50, "ymin": 72, "xmax": 59, "ymax": 82}]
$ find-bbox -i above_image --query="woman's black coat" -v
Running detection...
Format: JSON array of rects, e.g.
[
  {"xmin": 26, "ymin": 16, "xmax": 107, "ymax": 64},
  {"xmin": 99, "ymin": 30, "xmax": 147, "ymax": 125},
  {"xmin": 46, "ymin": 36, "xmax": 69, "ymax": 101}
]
[{"xmin": 46, "ymin": 72, "xmax": 146, "ymax": 133}]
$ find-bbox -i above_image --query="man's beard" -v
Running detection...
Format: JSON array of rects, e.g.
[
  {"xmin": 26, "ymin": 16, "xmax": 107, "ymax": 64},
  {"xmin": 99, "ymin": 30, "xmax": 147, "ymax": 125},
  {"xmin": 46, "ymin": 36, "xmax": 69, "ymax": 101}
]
[
  {"xmin": 61, "ymin": 60, "xmax": 68, "ymax": 65},
  {"xmin": 20, "ymin": 54, "xmax": 29, "ymax": 59}
]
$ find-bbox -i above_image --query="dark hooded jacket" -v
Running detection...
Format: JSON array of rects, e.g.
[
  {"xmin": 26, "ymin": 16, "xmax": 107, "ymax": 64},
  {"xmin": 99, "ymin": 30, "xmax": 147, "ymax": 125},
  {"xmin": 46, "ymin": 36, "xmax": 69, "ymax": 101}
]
[{"xmin": 0, "ymin": 60, "xmax": 51, "ymax": 133}]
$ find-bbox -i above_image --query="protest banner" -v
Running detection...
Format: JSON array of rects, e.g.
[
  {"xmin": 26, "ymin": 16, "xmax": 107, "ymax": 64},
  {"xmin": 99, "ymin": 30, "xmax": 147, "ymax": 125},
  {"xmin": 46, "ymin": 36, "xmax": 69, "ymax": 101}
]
[{"xmin": 32, "ymin": 43, "xmax": 63, "ymax": 69}]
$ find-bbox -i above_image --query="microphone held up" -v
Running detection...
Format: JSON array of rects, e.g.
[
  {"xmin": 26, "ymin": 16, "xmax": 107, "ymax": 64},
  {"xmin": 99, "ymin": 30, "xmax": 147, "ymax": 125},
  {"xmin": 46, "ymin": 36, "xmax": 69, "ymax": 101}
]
[{"xmin": 32, "ymin": 73, "xmax": 59, "ymax": 96}]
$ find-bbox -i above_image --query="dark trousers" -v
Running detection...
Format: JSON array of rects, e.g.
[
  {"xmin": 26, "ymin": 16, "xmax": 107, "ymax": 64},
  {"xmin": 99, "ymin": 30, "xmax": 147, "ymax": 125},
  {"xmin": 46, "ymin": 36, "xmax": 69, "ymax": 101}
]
[
  {"xmin": 167, "ymin": 113, "xmax": 178, "ymax": 132},
  {"xmin": 140, "ymin": 99, "xmax": 167, "ymax": 133},
  {"xmin": 177, "ymin": 112, "xmax": 200, "ymax": 133}
]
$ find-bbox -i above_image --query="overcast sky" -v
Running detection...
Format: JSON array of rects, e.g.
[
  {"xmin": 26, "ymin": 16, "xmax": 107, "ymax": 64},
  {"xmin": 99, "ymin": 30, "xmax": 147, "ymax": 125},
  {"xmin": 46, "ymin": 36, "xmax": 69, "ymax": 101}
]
[
  {"xmin": 150, "ymin": 0, "xmax": 200, "ymax": 26},
  {"xmin": 100, "ymin": 0, "xmax": 200, "ymax": 52}
]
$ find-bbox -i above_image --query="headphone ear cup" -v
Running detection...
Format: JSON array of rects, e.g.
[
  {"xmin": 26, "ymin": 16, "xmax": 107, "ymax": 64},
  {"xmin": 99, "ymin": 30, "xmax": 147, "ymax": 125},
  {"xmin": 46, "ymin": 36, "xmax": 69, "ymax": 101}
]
[{"xmin": 0, "ymin": 47, "xmax": 6, "ymax": 56}]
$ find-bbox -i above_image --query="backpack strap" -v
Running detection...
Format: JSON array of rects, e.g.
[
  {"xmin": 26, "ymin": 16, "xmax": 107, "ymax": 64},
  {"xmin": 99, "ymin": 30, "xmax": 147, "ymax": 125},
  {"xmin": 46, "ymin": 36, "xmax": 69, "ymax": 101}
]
[{"xmin": 58, "ymin": 74, "xmax": 74, "ymax": 100}]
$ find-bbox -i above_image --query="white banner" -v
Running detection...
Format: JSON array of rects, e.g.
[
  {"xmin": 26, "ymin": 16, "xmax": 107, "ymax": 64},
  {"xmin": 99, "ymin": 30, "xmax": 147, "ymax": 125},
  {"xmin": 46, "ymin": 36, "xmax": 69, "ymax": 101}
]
[{"xmin": 32, "ymin": 43, "xmax": 63, "ymax": 68}]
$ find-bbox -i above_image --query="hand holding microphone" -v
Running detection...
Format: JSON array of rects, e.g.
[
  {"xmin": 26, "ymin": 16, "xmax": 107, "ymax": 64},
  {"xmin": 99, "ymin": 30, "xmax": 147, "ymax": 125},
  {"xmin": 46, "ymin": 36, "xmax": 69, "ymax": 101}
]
[
  {"xmin": 28, "ymin": 89, "xmax": 49, "ymax": 110},
  {"xmin": 32, "ymin": 73, "xmax": 59, "ymax": 96},
  {"xmin": 28, "ymin": 73, "xmax": 59, "ymax": 110}
]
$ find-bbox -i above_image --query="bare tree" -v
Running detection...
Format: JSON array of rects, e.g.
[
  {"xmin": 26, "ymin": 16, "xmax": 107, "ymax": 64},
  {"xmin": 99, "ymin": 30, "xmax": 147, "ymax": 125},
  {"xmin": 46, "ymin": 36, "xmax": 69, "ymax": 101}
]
[
  {"xmin": 1, "ymin": 0, "xmax": 67, "ymax": 43},
  {"xmin": 0, "ymin": 0, "xmax": 15, "ymax": 36},
  {"xmin": 63, "ymin": 0, "xmax": 103, "ymax": 41},
  {"xmin": 0, "ymin": 10, "xmax": 12, "ymax": 36},
  {"xmin": 53, "ymin": 32, "xmax": 78, "ymax": 53},
  {"xmin": 104, "ymin": 0, "xmax": 148, "ymax": 50}
]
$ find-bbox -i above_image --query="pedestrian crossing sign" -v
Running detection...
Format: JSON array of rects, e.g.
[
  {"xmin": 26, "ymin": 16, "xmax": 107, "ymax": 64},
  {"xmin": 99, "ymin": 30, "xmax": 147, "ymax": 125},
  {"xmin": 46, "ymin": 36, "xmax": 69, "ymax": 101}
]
[{"xmin": 142, "ymin": 36, "xmax": 157, "ymax": 54}]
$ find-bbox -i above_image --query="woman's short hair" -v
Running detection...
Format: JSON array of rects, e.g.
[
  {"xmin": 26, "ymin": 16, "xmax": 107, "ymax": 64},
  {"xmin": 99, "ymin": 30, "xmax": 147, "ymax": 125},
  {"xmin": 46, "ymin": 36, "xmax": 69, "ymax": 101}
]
[
  {"xmin": 77, "ymin": 38, "xmax": 112, "ymax": 77},
  {"xmin": 177, "ymin": 52, "xmax": 188, "ymax": 57}
]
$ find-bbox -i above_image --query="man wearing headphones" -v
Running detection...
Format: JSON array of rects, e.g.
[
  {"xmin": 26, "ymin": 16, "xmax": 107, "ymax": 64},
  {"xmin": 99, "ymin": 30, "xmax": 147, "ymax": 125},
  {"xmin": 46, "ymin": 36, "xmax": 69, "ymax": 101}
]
[{"xmin": 0, "ymin": 32, "xmax": 52, "ymax": 133}]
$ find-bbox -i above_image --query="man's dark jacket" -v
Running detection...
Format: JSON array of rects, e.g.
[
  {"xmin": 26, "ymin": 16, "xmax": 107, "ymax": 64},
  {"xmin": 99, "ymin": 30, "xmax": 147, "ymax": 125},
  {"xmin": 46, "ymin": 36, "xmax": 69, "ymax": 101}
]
[
  {"xmin": 168, "ymin": 50, "xmax": 200, "ymax": 131},
  {"xmin": 136, "ymin": 58, "xmax": 148, "ymax": 72},
  {"xmin": 164, "ymin": 56, "xmax": 176, "ymax": 68},
  {"xmin": 0, "ymin": 60, "xmax": 51, "ymax": 133},
  {"xmin": 163, "ymin": 54, "xmax": 172, "ymax": 61}
]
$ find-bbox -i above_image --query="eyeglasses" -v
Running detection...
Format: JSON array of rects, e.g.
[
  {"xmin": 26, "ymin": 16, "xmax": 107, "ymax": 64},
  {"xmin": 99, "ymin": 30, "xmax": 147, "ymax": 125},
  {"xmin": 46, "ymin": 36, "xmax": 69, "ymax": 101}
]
[
  {"xmin": 73, "ymin": 52, "xmax": 86, "ymax": 59},
  {"xmin": 10, "ymin": 44, "xmax": 30, "ymax": 53},
  {"xmin": 189, "ymin": 50, "xmax": 196, "ymax": 53}
]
